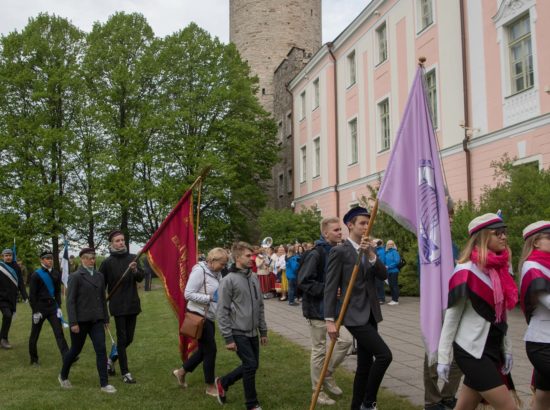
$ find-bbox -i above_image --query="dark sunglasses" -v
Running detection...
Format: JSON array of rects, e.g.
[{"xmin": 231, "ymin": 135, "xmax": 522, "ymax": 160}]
[{"xmin": 491, "ymin": 228, "xmax": 507, "ymax": 238}]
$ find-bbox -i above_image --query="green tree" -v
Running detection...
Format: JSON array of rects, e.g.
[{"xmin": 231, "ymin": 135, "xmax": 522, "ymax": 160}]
[
  {"xmin": 0, "ymin": 14, "xmax": 85, "ymax": 267},
  {"xmin": 258, "ymin": 206, "xmax": 322, "ymax": 245},
  {"xmin": 145, "ymin": 23, "xmax": 278, "ymax": 249}
]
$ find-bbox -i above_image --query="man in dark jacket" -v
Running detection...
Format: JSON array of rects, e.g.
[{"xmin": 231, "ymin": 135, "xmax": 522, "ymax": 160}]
[
  {"xmin": 298, "ymin": 217, "xmax": 352, "ymax": 405},
  {"xmin": 59, "ymin": 247, "xmax": 116, "ymax": 393},
  {"xmin": 99, "ymin": 230, "xmax": 144, "ymax": 384},
  {"xmin": 28, "ymin": 250, "xmax": 69, "ymax": 365},
  {"xmin": 0, "ymin": 248, "xmax": 28, "ymax": 349},
  {"xmin": 325, "ymin": 207, "xmax": 392, "ymax": 410}
]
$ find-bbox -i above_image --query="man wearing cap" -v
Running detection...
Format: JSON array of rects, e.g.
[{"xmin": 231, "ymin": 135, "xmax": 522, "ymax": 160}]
[
  {"xmin": 324, "ymin": 207, "xmax": 392, "ymax": 410},
  {"xmin": 59, "ymin": 247, "xmax": 116, "ymax": 393},
  {"xmin": 99, "ymin": 230, "xmax": 144, "ymax": 384},
  {"xmin": 28, "ymin": 250, "xmax": 69, "ymax": 365},
  {"xmin": 0, "ymin": 248, "xmax": 28, "ymax": 349}
]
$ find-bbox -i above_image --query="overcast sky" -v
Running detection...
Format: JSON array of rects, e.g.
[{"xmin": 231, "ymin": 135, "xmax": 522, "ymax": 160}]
[{"xmin": 1, "ymin": 1, "xmax": 370, "ymax": 43}]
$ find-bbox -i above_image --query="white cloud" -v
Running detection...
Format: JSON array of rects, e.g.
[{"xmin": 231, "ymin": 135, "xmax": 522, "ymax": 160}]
[{"xmin": 1, "ymin": 0, "xmax": 370, "ymax": 44}]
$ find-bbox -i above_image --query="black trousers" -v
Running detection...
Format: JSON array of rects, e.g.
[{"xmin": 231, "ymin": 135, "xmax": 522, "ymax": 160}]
[
  {"xmin": 0, "ymin": 306, "xmax": 13, "ymax": 340},
  {"xmin": 61, "ymin": 320, "xmax": 108, "ymax": 387},
  {"xmin": 183, "ymin": 318, "xmax": 217, "ymax": 383},
  {"xmin": 29, "ymin": 311, "xmax": 68, "ymax": 363},
  {"xmin": 114, "ymin": 314, "xmax": 137, "ymax": 375},
  {"xmin": 347, "ymin": 316, "xmax": 393, "ymax": 410},
  {"xmin": 220, "ymin": 335, "xmax": 260, "ymax": 410}
]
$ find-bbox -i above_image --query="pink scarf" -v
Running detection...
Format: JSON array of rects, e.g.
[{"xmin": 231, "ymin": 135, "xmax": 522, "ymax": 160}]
[
  {"xmin": 471, "ymin": 247, "xmax": 518, "ymax": 322},
  {"xmin": 527, "ymin": 249, "xmax": 550, "ymax": 270}
]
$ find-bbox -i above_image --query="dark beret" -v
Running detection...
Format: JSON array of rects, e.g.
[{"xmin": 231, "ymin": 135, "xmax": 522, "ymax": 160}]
[
  {"xmin": 343, "ymin": 206, "xmax": 371, "ymax": 225},
  {"xmin": 79, "ymin": 247, "xmax": 96, "ymax": 257},
  {"xmin": 108, "ymin": 230, "xmax": 124, "ymax": 242}
]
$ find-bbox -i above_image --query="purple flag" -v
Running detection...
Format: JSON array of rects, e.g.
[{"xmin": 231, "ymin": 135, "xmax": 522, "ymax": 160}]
[{"xmin": 377, "ymin": 67, "xmax": 453, "ymax": 364}]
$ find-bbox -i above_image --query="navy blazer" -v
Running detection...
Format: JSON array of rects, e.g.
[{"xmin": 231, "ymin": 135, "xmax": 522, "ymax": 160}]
[
  {"xmin": 324, "ymin": 240, "xmax": 387, "ymax": 326},
  {"xmin": 66, "ymin": 266, "xmax": 109, "ymax": 326}
]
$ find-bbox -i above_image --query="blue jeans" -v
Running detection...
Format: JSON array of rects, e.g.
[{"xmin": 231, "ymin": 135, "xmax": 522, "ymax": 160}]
[
  {"xmin": 388, "ymin": 272, "xmax": 399, "ymax": 302},
  {"xmin": 61, "ymin": 320, "xmax": 108, "ymax": 387},
  {"xmin": 287, "ymin": 278, "xmax": 297, "ymax": 303},
  {"xmin": 220, "ymin": 335, "xmax": 260, "ymax": 409}
]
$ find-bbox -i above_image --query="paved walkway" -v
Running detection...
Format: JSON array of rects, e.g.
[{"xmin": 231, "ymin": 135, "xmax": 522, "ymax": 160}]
[{"xmin": 264, "ymin": 296, "xmax": 532, "ymax": 408}]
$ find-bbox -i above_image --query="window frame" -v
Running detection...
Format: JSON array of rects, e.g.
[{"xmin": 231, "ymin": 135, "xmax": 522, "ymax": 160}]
[
  {"xmin": 313, "ymin": 137, "xmax": 321, "ymax": 178},
  {"xmin": 425, "ymin": 68, "xmax": 438, "ymax": 129},
  {"xmin": 347, "ymin": 50, "xmax": 357, "ymax": 88},
  {"xmin": 313, "ymin": 78, "xmax": 320, "ymax": 110},
  {"xmin": 300, "ymin": 145, "xmax": 307, "ymax": 183},
  {"xmin": 378, "ymin": 98, "xmax": 390, "ymax": 153},
  {"xmin": 376, "ymin": 22, "xmax": 388, "ymax": 65},
  {"xmin": 348, "ymin": 118, "xmax": 358, "ymax": 165},
  {"xmin": 507, "ymin": 13, "xmax": 533, "ymax": 95}
]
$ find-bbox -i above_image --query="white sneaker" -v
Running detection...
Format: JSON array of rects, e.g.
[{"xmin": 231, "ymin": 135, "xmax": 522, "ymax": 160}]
[
  {"xmin": 323, "ymin": 377, "xmax": 343, "ymax": 396},
  {"xmin": 101, "ymin": 384, "xmax": 117, "ymax": 393},
  {"xmin": 316, "ymin": 391, "xmax": 336, "ymax": 405},
  {"xmin": 58, "ymin": 374, "xmax": 72, "ymax": 389},
  {"xmin": 388, "ymin": 300, "xmax": 399, "ymax": 306}
]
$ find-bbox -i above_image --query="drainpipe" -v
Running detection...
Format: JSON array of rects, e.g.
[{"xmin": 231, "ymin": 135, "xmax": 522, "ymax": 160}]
[
  {"xmin": 327, "ymin": 42, "xmax": 340, "ymax": 217},
  {"xmin": 460, "ymin": 0, "xmax": 473, "ymax": 203},
  {"xmin": 285, "ymin": 81, "xmax": 295, "ymax": 210}
]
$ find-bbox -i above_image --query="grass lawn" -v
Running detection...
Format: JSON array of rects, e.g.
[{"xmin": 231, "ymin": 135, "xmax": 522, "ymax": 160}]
[{"xmin": 0, "ymin": 279, "xmax": 420, "ymax": 409}]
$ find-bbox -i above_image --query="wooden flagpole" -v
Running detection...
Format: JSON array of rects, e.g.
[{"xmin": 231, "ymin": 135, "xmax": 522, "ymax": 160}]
[{"xmin": 309, "ymin": 199, "xmax": 379, "ymax": 410}]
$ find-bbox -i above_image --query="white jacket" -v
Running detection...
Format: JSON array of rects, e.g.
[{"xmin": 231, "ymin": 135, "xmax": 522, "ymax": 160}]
[
  {"xmin": 185, "ymin": 262, "xmax": 221, "ymax": 322},
  {"xmin": 438, "ymin": 262, "xmax": 512, "ymax": 364},
  {"xmin": 522, "ymin": 261, "xmax": 550, "ymax": 343}
]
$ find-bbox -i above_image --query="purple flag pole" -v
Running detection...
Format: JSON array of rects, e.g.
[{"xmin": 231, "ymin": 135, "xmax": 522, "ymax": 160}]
[{"xmin": 377, "ymin": 62, "xmax": 453, "ymax": 364}]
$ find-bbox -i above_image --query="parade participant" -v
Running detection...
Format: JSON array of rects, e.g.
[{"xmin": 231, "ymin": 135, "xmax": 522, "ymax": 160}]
[
  {"xmin": 172, "ymin": 247, "xmax": 227, "ymax": 398},
  {"xmin": 274, "ymin": 245, "xmax": 288, "ymax": 301},
  {"xmin": 519, "ymin": 221, "xmax": 550, "ymax": 410},
  {"xmin": 99, "ymin": 230, "xmax": 144, "ymax": 384},
  {"xmin": 437, "ymin": 213, "xmax": 518, "ymax": 410},
  {"xmin": 285, "ymin": 245, "xmax": 300, "ymax": 306},
  {"xmin": 0, "ymin": 248, "xmax": 28, "ymax": 349},
  {"xmin": 28, "ymin": 250, "xmax": 69, "ymax": 365},
  {"xmin": 298, "ymin": 216, "xmax": 353, "ymax": 406},
  {"xmin": 256, "ymin": 247, "xmax": 274, "ymax": 299},
  {"xmin": 325, "ymin": 207, "xmax": 391, "ymax": 410},
  {"xmin": 59, "ymin": 248, "xmax": 116, "ymax": 393},
  {"xmin": 215, "ymin": 242, "xmax": 268, "ymax": 410}
]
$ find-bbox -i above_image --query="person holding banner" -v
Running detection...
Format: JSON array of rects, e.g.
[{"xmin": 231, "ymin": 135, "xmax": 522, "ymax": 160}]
[
  {"xmin": 172, "ymin": 247, "xmax": 227, "ymax": 397},
  {"xmin": 325, "ymin": 207, "xmax": 391, "ymax": 410},
  {"xmin": 28, "ymin": 250, "xmax": 69, "ymax": 365},
  {"xmin": 100, "ymin": 230, "xmax": 144, "ymax": 384},
  {"xmin": 519, "ymin": 221, "xmax": 550, "ymax": 410},
  {"xmin": 0, "ymin": 248, "xmax": 28, "ymax": 349},
  {"xmin": 59, "ymin": 247, "xmax": 115, "ymax": 393},
  {"xmin": 437, "ymin": 213, "xmax": 519, "ymax": 410}
]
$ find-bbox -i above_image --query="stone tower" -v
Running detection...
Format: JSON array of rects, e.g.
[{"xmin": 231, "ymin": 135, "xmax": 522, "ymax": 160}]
[{"xmin": 229, "ymin": 0, "xmax": 322, "ymax": 114}]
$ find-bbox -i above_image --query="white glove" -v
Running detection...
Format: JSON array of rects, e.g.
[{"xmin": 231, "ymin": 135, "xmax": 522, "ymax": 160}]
[
  {"xmin": 437, "ymin": 363, "xmax": 450, "ymax": 383},
  {"xmin": 56, "ymin": 308, "xmax": 63, "ymax": 319},
  {"xmin": 502, "ymin": 353, "xmax": 513, "ymax": 375},
  {"xmin": 32, "ymin": 312, "xmax": 43, "ymax": 324}
]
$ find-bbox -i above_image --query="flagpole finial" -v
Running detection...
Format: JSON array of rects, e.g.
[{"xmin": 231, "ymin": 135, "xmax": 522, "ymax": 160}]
[{"xmin": 418, "ymin": 56, "xmax": 427, "ymax": 66}]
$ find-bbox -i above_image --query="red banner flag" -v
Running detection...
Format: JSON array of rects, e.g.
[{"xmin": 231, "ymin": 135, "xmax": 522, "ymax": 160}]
[{"xmin": 142, "ymin": 190, "xmax": 197, "ymax": 360}]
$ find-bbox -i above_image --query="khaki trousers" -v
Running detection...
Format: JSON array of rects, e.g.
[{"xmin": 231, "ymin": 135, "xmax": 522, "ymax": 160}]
[
  {"xmin": 308, "ymin": 318, "xmax": 353, "ymax": 390},
  {"xmin": 423, "ymin": 354, "xmax": 462, "ymax": 405}
]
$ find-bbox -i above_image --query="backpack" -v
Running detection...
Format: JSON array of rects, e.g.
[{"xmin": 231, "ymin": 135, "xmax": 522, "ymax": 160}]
[
  {"xmin": 297, "ymin": 245, "xmax": 326, "ymax": 296},
  {"xmin": 397, "ymin": 255, "xmax": 406, "ymax": 270}
]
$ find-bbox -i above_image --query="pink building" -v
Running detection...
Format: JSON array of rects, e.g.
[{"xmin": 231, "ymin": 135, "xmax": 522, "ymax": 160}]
[{"xmin": 288, "ymin": 0, "xmax": 550, "ymax": 218}]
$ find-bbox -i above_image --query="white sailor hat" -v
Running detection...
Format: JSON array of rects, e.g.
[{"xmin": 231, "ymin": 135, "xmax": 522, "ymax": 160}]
[
  {"xmin": 523, "ymin": 221, "xmax": 550, "ymax": 240},
  {"xmin": 468, "ymin": 213, "xmax": 506, "ymax": 236}
]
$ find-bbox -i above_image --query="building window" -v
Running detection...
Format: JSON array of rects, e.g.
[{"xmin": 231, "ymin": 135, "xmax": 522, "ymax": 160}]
[
  {"xmin": 379, "ymin": 99, "xmax": 390, "ymax": 151},
  {"xmin": 286, "ymin": 111, "xmax": 292, "ymax": 137},
  {"xmin": 313, "ymin": 78, "xmax": 320, "ymax": 110},
  {"xmin": 300, "ymin": 91, "xmax": 306, "ymax": 120},
  {"xmin": 278, "ymin": 173, "xmax": 284, "ymax": 198},
  {"xmin": 425, "ymin": 69, "xmax": 438, "ymax": 128},
  {"xmin": 419, "ymin": 0, "xmax": 434, "ymax": 31},
  {"xmin": 287, "ymin": 169, "xmax": 293, "ymax": 193},
  {"xmin": 300, "ymin": 146, "xmax": 307, "ymax": 183},
  {"xmin": 376, "ymin": 23, "xmax": 387, "ymax": 64},
  {"xmin": 347, "ymin": 51, "xmax": 356, "ymax": 87},
  {"xmin": 313, "ymin": 137, "xmax": 320, "ymax": 177},
  {"xmin": 348, "ymin": 118, "xmax": 358, "ymax": 164},
  {"xmin": 507, "ymin": 14, "xmax": 533, "ymax": 94}
]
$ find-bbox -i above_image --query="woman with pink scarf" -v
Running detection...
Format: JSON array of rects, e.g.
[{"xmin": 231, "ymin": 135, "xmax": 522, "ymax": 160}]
[
  {"xmin": 519, "ymin": 221, "xmax": 550, "ymax": 410},
  {"xmin": 437, "ymin": 213, "xmax": 519, "ymax": 410}
]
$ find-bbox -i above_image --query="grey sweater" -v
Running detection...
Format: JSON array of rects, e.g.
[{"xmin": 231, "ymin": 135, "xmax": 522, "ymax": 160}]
[{"xmin": 216, "ymin": 267, "xmax": 268, "ymax": 344}]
